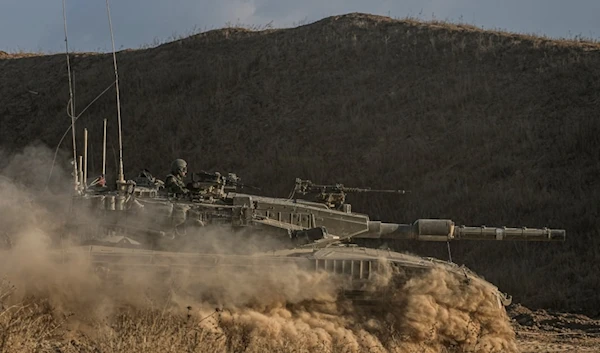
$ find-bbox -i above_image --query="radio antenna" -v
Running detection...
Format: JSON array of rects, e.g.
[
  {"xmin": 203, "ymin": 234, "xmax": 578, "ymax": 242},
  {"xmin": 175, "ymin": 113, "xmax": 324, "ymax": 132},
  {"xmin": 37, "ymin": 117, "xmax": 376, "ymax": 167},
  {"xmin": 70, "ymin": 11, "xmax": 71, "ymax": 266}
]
[
  {"xmin": 102, "ymin": 118, "xmax": 107, "ymax": 177},
  {"xmin": 61, "ymin": 0, "xmax": 78, "ymax": 191},
  {"xmin": 105, "ymin": 0, "xmax": 125, "ymax": 183}
]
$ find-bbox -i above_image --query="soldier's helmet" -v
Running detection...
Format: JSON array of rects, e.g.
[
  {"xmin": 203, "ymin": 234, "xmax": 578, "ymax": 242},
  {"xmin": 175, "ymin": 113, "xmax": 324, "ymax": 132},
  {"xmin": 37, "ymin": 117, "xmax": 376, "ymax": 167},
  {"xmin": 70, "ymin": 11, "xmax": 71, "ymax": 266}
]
[{"xmin": 171, "ymin": 159, "xmax": 188, "ymax": 177}]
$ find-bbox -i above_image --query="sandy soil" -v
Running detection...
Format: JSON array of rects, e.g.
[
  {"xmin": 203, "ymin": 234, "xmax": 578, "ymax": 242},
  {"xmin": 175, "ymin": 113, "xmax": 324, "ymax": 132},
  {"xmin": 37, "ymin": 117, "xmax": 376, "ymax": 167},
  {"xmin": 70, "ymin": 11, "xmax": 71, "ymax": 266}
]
[{"xmin": 510, "ymin": 305, "xmax": 600, "ymax": 353}]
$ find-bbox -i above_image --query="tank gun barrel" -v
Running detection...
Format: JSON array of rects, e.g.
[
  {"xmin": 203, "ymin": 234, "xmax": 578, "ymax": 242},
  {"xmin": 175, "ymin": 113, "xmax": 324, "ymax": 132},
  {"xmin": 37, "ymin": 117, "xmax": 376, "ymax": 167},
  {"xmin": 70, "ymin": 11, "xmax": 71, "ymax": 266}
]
[{"xmin": 364, "ymin": 219, "xmax": 566, "ymax": 242}]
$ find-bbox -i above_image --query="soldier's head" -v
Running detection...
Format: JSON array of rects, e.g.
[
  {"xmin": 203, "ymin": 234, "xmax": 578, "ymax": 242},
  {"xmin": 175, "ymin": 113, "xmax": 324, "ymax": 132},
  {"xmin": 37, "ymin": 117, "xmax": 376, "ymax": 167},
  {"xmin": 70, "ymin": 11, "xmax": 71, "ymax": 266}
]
[{"xmin": 171, "ymin": 159, "xmax": 188, "ymax": 178}]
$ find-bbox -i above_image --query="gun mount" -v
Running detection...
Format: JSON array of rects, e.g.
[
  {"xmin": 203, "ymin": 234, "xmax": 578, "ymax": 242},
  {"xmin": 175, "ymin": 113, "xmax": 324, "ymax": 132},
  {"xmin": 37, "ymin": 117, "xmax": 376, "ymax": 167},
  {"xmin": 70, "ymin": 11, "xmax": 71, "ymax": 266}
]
[
  {"xmin": 292, "ymin": 178, "xmax": 409, "ymax": 210},
  {"xmin": 183, "ymin": 171, "xmax": 242, "ymax": 199}
]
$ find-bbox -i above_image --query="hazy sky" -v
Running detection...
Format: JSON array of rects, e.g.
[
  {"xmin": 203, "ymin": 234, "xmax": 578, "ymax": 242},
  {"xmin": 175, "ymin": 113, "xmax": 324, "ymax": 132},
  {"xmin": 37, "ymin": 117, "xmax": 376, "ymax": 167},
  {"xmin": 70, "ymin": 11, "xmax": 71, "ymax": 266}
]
[{"xmin": 1, "ymin": 0, "xmax": 599, "ymax": 53}]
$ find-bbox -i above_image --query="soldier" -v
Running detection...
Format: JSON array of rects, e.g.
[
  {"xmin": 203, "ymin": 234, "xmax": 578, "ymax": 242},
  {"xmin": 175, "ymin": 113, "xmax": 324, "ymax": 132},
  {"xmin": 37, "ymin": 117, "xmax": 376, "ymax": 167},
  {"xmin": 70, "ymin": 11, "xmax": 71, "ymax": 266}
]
[{"xmin": 165, "ymin": 158, "xmax": 189, "ymax": 195}]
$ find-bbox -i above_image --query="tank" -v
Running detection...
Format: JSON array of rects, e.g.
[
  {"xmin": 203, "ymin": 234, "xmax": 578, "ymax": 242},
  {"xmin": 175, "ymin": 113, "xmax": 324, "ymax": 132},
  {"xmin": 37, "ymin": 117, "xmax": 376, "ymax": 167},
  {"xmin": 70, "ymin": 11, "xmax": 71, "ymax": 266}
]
[
  {"xmin": 67, "ymin": 173, "xmax": 566, "ymax": 245},
  {"xmin": 61, "ymin": 170, "xmax": 566, "ymax": 307}
]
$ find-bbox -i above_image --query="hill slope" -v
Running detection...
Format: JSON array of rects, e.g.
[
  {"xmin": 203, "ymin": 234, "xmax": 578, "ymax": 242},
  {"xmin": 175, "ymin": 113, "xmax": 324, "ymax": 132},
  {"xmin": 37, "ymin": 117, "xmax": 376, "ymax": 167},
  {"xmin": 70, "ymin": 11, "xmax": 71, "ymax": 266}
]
[{"xmin": 1, "ymin": 13, "xmax": 600, "ymax": 313}]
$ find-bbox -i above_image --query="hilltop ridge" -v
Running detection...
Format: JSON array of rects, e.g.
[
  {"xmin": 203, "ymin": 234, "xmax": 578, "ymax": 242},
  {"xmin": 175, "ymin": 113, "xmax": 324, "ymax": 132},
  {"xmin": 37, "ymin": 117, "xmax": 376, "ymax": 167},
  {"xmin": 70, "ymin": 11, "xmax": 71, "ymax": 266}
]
[{"xmin": 1, "ymin": 13, "xmax": 600, "ymax": 313}]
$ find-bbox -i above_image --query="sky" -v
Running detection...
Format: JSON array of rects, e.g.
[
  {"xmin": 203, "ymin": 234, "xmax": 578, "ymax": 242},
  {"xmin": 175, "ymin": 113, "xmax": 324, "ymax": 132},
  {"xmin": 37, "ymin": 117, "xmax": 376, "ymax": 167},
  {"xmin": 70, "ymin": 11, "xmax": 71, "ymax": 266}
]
[{"xmin": 1, "ymin": 0, "xmax": 599, "ymax": 53}]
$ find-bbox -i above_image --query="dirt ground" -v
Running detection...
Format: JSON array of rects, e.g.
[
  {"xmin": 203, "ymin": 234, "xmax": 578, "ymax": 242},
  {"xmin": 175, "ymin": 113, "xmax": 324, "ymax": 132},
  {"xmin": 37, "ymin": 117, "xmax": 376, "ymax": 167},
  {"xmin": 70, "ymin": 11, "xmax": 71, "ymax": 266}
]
[{"xmin": 510, "ymin": 304, "xmax": 600, "ymax": 352}]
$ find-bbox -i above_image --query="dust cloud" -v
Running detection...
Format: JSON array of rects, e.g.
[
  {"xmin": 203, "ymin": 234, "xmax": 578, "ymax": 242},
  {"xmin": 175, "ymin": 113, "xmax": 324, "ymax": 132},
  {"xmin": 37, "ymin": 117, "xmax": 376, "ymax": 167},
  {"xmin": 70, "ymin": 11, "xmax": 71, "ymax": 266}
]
[{"xmin": 0, "ymin": 146, "xmax": 517, "ymax": 353}]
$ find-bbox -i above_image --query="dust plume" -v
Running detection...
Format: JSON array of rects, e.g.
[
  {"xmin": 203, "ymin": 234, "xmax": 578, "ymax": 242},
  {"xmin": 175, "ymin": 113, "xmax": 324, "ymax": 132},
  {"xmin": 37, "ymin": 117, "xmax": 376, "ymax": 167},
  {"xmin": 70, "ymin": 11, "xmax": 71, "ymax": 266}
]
[{"xmin": 0, "ymin": 145, "xmax": 517, "ymax": 353}]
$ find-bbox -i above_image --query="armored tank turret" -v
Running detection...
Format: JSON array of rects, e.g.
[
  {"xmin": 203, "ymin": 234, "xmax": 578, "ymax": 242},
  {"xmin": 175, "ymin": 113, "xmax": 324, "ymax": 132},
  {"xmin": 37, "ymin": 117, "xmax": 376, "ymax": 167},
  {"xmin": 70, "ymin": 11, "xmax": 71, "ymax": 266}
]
[{"xmin": 66, "ymin": 173, "xmax": 565, "ymax": 249}]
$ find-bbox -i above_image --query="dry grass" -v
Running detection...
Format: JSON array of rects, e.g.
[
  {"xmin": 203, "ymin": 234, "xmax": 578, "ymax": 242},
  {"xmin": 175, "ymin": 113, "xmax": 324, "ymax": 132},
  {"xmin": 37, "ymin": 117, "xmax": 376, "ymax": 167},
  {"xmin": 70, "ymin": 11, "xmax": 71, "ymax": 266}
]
[
  {"xmin": 0, "ymin": 13, "xmax": 599, "ymax": 314},
  {"xmin": 0, "ymin": 265, "xmax": 518, "ymax": 353}
]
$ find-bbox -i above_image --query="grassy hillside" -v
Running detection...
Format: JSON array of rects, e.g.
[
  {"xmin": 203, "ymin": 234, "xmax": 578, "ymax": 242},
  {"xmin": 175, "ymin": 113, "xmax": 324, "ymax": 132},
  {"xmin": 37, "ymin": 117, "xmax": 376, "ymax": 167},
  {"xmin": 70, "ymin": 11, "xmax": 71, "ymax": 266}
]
[{"xmin": 1, "ymin": 13, "xmax": 599, "ymax": 313}]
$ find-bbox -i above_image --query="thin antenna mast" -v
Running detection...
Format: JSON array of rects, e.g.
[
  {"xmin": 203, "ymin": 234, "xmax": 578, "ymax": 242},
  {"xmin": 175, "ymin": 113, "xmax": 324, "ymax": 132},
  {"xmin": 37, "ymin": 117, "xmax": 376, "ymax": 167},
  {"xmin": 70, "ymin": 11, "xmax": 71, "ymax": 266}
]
[
  {"xmin": 105, "ymin": 0, "xmax": 125, "ymax": 183},
  {"xmin": 83, "ymin": 128, "xmax": 88, "ymax": 188},
  {"xmin": 102, "ymin": 119, "xmax": 107, "ymax": 177},
  {"xmin": 62, "ymin": 0, "xmax": 78, "ymax": 191},
  {"xmin": 73, "ymin": 70, "xmax": 76, "ymax": 117}
]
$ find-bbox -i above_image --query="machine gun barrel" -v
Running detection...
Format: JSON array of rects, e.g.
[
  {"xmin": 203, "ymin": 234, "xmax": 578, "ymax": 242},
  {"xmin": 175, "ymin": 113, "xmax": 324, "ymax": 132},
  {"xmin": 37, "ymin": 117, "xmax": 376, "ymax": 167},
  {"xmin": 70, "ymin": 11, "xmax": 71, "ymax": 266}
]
[
  {"xmin": 363, "ymin": 219, "xmax": 566, "ymax": 242},
  {"xmin": 335, "ymin": 186, "xmax": 408, "ymax": 194},
  {"xmin": 293, "ymin": 179, "xmax": 408, "ymax": 195}
]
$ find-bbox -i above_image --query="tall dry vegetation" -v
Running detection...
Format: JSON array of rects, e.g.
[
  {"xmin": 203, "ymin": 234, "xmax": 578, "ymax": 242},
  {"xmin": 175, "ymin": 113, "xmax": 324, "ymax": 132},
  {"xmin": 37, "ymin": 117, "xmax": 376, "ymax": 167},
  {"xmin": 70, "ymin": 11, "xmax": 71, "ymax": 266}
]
[{"xmin": 0, "ymin": 13, "xmax": 599, "ymax": 313}]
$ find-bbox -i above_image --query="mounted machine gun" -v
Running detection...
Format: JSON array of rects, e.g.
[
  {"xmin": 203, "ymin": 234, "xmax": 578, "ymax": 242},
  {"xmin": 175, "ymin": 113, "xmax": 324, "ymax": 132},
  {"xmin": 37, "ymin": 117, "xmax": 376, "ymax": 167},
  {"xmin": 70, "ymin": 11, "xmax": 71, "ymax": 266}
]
[
  {"xmin": 291, "ymin": 178, "xmax": 409, "ymax": 211},
  {"xmin": 185, "ymin": 171, "xmax": 260, "ymax": 199}
]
